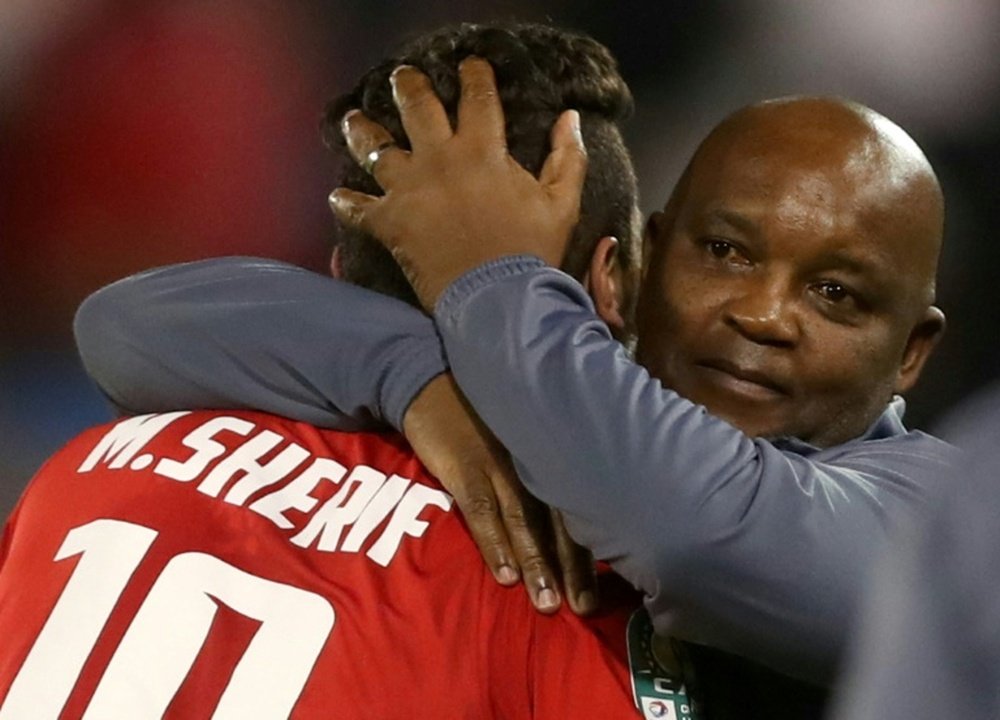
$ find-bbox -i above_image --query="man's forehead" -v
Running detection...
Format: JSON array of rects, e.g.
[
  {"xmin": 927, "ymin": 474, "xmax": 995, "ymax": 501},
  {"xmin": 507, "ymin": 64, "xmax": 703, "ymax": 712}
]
[
  {"xmin": 686, "ymin": 124, "xmax": 927, "ymax": 232},
  {"xmin": 682, "ymin": 155, "xmax": 928, "ymax": 286},
  {"xmin": 695, "ymin": 200, "xmax": 896, "ymax": 271},
  {"xmin": 694, "ymin": 126, "xmax": 866, "ymax": 184},
  {"xmin": 666, "ymin": 97, "xmax": 943, "ymax": 289},
  {"xmin": 688, "ymin": 99, "xmax": 938, "ymax": 211},
  {"xmin": 685, "ymin": 140, "xmax": 875, "ymax": 226}
]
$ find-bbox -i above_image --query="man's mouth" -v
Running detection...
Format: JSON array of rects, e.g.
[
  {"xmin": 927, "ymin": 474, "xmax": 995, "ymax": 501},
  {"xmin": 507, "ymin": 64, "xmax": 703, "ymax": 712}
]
[{"xmin": 695, "ymin": 359, "xmax": 789, "ymax": 401}]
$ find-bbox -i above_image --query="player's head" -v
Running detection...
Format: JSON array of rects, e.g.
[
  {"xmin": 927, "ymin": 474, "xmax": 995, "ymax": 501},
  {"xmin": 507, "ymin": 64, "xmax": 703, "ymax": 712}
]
[
  {"xmin": 636, "ymin": 96, "xmax": 945, "ymax": 447},
  {"xmin": 323, "ymin": 22, "xmax": 641, "ymax": 341}
]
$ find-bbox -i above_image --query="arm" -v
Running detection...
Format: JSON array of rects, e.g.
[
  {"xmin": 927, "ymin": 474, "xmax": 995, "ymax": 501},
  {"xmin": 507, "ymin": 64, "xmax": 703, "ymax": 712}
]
[
  {"xmin": 327, "ymin": 63, "xmax": 957, "ymax": 682},
  {"xmin": 435, "ymin": 258, "xmax": 956, "ymax": 684},
  {"xmin": 74, "ymin": 256, "xmax": 599, "ymax": 614},
  {"xmin": 74, "ymin": 257, "xmax": 445, "ymax": 431}
]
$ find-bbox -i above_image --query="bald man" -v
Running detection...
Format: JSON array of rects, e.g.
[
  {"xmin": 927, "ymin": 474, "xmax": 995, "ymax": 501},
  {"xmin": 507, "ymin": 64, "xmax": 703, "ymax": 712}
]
[
  {"xmin": 633, "ymin": 96, "xmax": 945, "ymax": 447},
  {"xmin": 75, "ymin": 85, "xmax": 956, "ymax": 718}
]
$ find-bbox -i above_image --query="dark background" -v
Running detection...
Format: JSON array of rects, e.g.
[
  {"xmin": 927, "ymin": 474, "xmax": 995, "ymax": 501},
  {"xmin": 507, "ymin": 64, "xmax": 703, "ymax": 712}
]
[{"xmin": 2, "ymin": 0, "xmax": 998, "ymax": 520}]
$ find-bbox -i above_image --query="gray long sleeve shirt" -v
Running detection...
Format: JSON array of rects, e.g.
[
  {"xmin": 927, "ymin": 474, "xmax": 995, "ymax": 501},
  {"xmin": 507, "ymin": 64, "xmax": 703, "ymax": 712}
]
[
  {"xmin": 75, "ymin": 256, "xmax": 957, "ymax": 695},
  {"xmin": 75, "ymin": 258, "xmax": 446, "ymax": 431},
  {"xmin": 434, "ymin": 256, "xmax": 956, "ymax": 682}
]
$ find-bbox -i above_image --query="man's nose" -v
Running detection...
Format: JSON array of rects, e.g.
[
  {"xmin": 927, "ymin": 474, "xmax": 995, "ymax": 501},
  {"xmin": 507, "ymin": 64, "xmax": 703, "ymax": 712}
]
[{"xmin": 722, "ymin": 277, "xmax": 799, "ymax": 347}]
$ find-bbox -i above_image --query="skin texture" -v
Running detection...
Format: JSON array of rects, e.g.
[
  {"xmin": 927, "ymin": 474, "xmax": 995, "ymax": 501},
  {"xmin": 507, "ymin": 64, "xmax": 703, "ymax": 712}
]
[
  {"xmin": 330, "ymin": 61, "xmax": 589, "ymax": 308},
  {"xmin": 323, "ymin": 61, "xmax": 951, "ymax": 689},
  {"xmin": 332, "ymin": 60, "xmax": 624, "ymax": 614},
  {"xmin": 635, "ymin": 98, "xmax": 945, "ymax": 447},
  {"xmin": 332, "ymin": 67, "xmax": 945, "ymax": 450}
]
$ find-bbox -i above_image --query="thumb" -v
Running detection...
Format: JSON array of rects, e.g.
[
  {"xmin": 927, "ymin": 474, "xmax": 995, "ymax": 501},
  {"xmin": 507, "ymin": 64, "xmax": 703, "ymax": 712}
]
[{"xmin": 539, "ymin": 109, "xmax": 587, "ymax": 213}]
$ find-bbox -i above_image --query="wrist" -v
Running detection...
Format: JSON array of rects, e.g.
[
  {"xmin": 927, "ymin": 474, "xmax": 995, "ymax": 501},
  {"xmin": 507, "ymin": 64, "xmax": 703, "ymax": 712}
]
[
  {"xmin": 402, "ymin": 373, "xmax": 455, "ymax": 442},
  {"xmin": 434, "ymin": 255, "xmax": 546, "ymax": 318}
]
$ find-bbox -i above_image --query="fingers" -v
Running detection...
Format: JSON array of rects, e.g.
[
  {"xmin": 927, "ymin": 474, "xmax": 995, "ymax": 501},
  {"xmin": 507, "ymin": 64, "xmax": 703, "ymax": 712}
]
[
  {"xmin": 550, "ymin": 509, "xmax": 599, "ymax": 615},
  {"xmin": 401, "ymin": 374, "xmax": 563, "ymax": 613},
  {"xmin": 341, "ymin": 110, "xmax": 407, "ymax": 187},
  {"xmin": 449, "ymin": 473, "xmax": 523, "ymax": 587},
  {"xmin": 489, "ymin": 463, "xmax": 563, "ymax": 614},
  {"xmin": 328, "ymin": 188, "xmax": 380, "ymax": 235},
  {"xmin": 456, "ymin": 57, "xmax": 506, "ymax": 148},
  {"xmin": 539, "ymin": 109, "xmax": 588, "ymax": 211},
  {"xmin": 400, "ymin": 375, "xmax": 523, "ymax": 585},
  {"xmin": 390, "ymin": 66, "xmax": 453, "ymax": 149}
]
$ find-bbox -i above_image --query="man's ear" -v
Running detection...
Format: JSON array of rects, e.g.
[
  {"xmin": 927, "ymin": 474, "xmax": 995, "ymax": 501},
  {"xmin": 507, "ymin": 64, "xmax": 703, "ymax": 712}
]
[
  {"xmin": 329, "ymin": 245, "xmax": 345, "ymax": 279},
  {"xmin": 895, "ymin": 305, "xmax": 946, "ymax": 394},
  {"xmin": 583, "ymin": 235, "xmax": 627, "ymax": 332}
]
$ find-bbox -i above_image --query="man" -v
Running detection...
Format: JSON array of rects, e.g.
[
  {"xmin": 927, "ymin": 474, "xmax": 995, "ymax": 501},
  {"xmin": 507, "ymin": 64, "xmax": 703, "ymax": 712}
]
[
  {"xmin": 332, "ymin": 62, "xmax": 959, "ymax": 703},
  {"xmin": 0, "ymin": 409, "xmax": 661, "ymax": 718},
  {"xmin": 1, "ymin": 23, "xmax": 682, "ymax": 719},
  {"xmin": 75, "ymin": 52, "xmax": 956, "ymax": 720}
]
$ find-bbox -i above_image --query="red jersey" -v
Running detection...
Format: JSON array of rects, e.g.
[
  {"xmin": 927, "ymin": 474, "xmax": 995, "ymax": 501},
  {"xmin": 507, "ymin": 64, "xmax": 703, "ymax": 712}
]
[{"xmin": 0, "ymin": 410, "xmax": 652, "ymax": 718}]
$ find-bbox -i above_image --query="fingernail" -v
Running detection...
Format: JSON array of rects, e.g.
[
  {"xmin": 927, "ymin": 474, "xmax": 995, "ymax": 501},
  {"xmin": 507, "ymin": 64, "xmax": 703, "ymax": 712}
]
[
  {"xmin": 575, "ymin": 590, "xmax": 597, "ymax": 613},
  {"xmin": 569, "ymin": 109, "xmax": 582, "ymax": 142},
  {"xmin": 340, "ymin": 109, "xmax": 358, "ymax": 133},
  {"xmin": 390, "ymin": 64, "xmax": 414, "ymax": 86},
  {"xmin": 328, "ymin": 190, "xmax": 344, "ymax": 211},
  {"xmin": 496, "ymin": 565, "xmax": 519, "ymax": 585},
  {"xmin": 537, "ymin": 587, "xmax": 560, "ymax": 611}
]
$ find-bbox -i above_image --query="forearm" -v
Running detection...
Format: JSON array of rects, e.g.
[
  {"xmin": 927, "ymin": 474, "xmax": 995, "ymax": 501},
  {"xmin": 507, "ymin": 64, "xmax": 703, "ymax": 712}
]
[
  {"xmin": 436, "ymin": 258, "xmax": 946, "ymax": 682},
  {"xmin": 74, "ymin": 257, "xmax": 446, "ymax": 431}
]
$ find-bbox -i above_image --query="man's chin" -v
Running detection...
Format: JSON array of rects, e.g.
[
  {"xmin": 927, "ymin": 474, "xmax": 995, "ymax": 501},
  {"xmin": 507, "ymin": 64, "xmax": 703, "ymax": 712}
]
[
  {"xmin": 705, "ymin": 406, "xmax": 798, "ymax": 441},
  {"xmin": 656, "ymin": 369, "xmax": 806, "ymax": 440}
]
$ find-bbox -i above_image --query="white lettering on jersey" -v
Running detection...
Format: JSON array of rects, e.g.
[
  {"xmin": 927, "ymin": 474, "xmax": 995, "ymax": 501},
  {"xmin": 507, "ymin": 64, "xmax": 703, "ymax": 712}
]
[
  {"xmin": 154, "ymin": 416, "xmax": 255, "ymax": 482},
  {"xmin": 367, "ymin": 483, "xmax": 453, "ymax": 567},
  {"xmin": 340, "ymin": 475, "xmax": 411, "ymax": 553},
  {"xmin": 78, "ymin": 412, "xmax": 190, "ymax": 473},
  {"xmin": 79, "ymin": 415, "xmax": 453, "ymax": 566},
  {"xmin": 198, "ymin": 430, "xmax": 308, "ymax": 500},
  {"xmin": 289, "ymin": 465, "xmax": 385, "ymax": 551},
  {"xmin": 248, "ymin": 457, "xmax": 348, "ymax": 529}
]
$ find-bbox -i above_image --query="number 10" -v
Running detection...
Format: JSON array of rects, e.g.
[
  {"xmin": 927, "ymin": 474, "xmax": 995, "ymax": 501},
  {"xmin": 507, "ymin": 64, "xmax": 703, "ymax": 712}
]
[{"xmin": 0, "ymin": 519, "xmax": 335, "ymax": 719}]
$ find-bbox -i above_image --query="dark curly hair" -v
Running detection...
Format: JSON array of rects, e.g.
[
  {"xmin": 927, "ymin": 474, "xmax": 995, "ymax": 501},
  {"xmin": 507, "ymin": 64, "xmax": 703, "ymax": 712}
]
[{"xmin": 322, "ymin": 22, "xmax": 640, "ymax": 308}]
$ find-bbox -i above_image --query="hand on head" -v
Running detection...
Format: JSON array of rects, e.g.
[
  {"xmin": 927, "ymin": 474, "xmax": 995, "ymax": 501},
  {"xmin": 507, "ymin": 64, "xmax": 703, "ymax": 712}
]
[{"xmin": 329, "ymin": 57, "xmax": 589, "ymax": 311}]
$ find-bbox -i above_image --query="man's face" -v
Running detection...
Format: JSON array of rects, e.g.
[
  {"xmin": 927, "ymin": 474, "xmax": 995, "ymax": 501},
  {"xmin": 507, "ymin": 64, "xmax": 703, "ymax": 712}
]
[{"xmin": 634, "ymin": 132, "xmax": 941, "ymax": 447}]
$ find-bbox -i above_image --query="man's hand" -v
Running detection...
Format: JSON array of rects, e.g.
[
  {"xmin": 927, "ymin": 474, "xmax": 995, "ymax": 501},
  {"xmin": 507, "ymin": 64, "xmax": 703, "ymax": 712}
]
[
  {"xmin": 328, "ymin": 57, "xmax": 588, "ymax": 311},
  {"xmin": 403, "ymin": 374, "xmax": 598, "ymax": 615}
]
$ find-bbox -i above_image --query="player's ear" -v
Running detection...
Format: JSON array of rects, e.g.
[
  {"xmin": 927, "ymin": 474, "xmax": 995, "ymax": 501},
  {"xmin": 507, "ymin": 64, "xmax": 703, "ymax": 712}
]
[
  {"xmin": 583, "ymin": 235, "xmax": 627, "ymax": 332},
  {"xmin": 894, "ymin": 305, "xmax": 946, "ymax": 394},
  {"xmin": 329, "ymin": 245, "xmax": 345, "ymax": 279}
]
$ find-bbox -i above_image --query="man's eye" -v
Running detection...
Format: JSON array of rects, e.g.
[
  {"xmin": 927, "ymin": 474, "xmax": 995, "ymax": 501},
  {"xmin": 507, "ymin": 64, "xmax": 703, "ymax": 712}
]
[
  {"xmin": 707, "ymin": 240, "xmax": 731, "ymax": 258},
  {"xmin": 814, "ymin": 281, "xmax": 850, "ymax": 303},
  {"xmin": 706, "ymin": 239, "xmax": 741, "ymax": 261}
]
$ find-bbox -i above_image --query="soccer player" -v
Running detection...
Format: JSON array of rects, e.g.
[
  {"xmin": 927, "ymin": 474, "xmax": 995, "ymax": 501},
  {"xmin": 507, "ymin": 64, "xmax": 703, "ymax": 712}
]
[
  {"xmin": 0, "ymin": 22, "xmax": 691, "ymax": 720},
  {"xmin": 0, "ymin": 408, "xmax": 675, "ymax": 718},
  {"xmin": 73, "ymin": 28, "xmax": 957, "ymax": 720}
]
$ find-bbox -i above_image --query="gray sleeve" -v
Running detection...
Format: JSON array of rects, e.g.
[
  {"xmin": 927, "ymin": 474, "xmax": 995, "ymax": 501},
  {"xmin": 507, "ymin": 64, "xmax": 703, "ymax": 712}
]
[
  {"xmin": 74, "ymin": 257, "xmax": 447, "ymax": 431},
  {"xmin": 831, "ymin": 391, "xmax": 1000, "ymax": 720},
  {"xmin": 435, "ymin": 257, "xmax": 954, "ymax": 684}
]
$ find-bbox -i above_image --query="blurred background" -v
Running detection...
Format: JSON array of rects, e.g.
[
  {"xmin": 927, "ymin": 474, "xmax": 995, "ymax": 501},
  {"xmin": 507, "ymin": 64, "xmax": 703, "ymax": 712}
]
[{"xmin": 2, "ymin": 0, "xmax": 998, "ymax": 520}]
